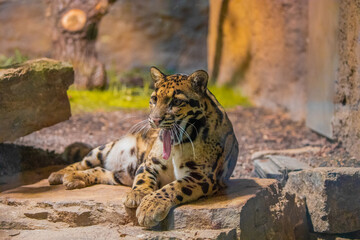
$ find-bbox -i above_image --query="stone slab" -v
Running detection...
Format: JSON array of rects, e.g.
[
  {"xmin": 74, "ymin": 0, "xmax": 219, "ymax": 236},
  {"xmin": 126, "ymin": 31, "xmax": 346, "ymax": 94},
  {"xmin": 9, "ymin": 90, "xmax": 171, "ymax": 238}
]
[
  {"xmin": 285, "ymin": 167, "xmax": 360, "ymax": 234},
  {"xmin": 0, "ymin": 58, "xmax": 74, "ymax": 142},
  {"xmin": 0, "ymin": 226, "xmax": 237, "ymax": 240},
  {"xmin": 253, "ymin": 155, "xmax": 311, "ymax": 181},
  {"xmin": 0, "ymin": 178, "xmax": 308, "ymax": 239}
]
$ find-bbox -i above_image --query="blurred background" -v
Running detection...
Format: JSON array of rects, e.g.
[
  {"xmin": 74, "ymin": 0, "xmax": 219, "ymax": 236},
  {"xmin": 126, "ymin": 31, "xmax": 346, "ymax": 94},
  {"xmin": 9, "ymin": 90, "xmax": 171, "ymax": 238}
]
[
  {"xmin": 0, "ymin": 0, "xmax": 359, "ymax": 184},
  {"xmin": 1, "ymin": 1, "xmax": 360, "ymax": 239}
]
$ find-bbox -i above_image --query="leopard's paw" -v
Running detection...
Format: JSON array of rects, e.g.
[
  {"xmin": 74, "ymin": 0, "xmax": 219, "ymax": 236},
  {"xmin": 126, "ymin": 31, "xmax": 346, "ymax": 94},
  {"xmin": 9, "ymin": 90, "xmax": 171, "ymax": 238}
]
[
  {"xmin": 48, "ymin": 171, "xmax": 64, "ymax": 185},
  {"xmin": 124, "ymin": 189, "xmax": 149, "ymax": 209},
  {"xmin": 63, "ymin": 172, "xmax": 86, "ymax": 190},
  {"xmin": 136, "ymin": 193, "xmax": 173, "ymax": 228}
]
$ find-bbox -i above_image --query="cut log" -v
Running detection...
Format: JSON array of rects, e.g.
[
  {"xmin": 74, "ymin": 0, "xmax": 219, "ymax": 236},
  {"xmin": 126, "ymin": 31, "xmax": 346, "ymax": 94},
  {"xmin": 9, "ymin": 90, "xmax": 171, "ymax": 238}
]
[
  {"xmin": 61, "ymin": 9, "xmax": 87, "ymax": 32},
  {"xmin": 46, "ymin": 0, "xmax": 117, "ymax": 89}
]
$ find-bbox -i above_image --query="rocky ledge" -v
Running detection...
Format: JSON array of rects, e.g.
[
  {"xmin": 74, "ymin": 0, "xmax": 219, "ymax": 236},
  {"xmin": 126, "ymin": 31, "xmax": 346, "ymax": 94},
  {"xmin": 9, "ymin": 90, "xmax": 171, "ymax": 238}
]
[
  {"xmin": 285, "ymin": 167, "xmax": 360, "ymax": 234},
  {"xmin": 0, "ymin": 58, "xmax": 74, "ymax": 143},
  {"xmin": 0, "ymin": 178, "xmax": 308, "ymax": 240}
]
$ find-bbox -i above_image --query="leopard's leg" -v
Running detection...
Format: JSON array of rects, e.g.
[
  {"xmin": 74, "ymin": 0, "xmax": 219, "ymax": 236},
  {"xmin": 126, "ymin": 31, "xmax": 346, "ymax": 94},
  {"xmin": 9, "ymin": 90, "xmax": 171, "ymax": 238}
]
[
  {"xmin": 62, "ymin": 167, "xmax": 127, "ymax": 190},
  {"xmin": 136, "ymin": 172, "xmax": 217, "ymax": 228},
  {"xmin": 61, "ymin": 135, "xmax": 142, "ymax": 189},
  {"xmin": 48, "ymin": 141, "xmax": 115, "ymax": 185},
  {"xmin": 123, "ymin": 162, "xmax": 159, "ymax": 209}
]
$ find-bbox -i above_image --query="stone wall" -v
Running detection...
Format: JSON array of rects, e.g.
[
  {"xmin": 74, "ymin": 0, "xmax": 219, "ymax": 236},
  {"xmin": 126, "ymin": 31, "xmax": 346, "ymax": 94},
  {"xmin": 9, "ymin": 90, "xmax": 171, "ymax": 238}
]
[
  {"xmin": 306, "ymin": 0, "xmax": 360, "ymax": 158},
  {"xmin": 306, "ymin": 0, "xmax": 339, "ymax": 138},
  {"xmin": 208, "ymin": 0, "xmax": 308, "ymax": 120},
  {"xmin": 333, "ymin": 0, "xmax": 360, "ymax": 158},
  {"xmin": 0, "ymin": 0, "xmax": 208, "ymax": 73}
]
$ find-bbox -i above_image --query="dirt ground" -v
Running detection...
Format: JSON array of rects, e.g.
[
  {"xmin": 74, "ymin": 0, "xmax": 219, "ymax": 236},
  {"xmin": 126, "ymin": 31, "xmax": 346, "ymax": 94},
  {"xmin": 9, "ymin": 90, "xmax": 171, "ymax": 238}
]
[{"xmin": 12, "ymin": 107, "xmax": 359, "ymax": 178}]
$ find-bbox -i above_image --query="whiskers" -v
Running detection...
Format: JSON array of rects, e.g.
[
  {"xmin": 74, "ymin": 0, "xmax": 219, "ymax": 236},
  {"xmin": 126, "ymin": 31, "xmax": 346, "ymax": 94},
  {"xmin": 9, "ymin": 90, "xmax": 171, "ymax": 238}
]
[
  {"xmin": 128, "ymin": 119, "xmax": 151, "ymax": 135},
  {"xmin": 173, "ymin": 123, "xmax": 196, "ymax": 159},
  {"xmin": 170, "ymin": 124, "xmax": 183, "ymax": 153},
  {"xmin": 128, "ymin": 119, "xmax": 197, "ymax": 160}
]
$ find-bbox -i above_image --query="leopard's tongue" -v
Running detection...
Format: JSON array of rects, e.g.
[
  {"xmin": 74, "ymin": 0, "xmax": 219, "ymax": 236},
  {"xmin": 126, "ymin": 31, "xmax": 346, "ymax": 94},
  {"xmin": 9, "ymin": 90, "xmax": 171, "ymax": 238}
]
[{"xmin": 162, "ymin": 129, "xmax": 171, "ymax": 160}]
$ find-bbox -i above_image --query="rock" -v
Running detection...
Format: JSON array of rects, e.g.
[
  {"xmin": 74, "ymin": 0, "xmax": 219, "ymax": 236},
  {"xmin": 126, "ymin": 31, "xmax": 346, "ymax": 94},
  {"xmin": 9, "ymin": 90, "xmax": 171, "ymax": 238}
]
[
  {"xmin": 0, "ymin": 226, "xmax": 237, "ymax": 240},
  {"xmin": 0, "ymin": 142, "xmax": 91, "ymax": 191},
  {"xmin": 285, "ymin": 167, "xmax": 360, "ymax": 234},
  {"xmin": 0, "ymin": 178, "xmax": 309, "ymax": 239},
  {"xmin": 0, "ymin": 58, "xmax": 74, "ymax": 142},
  {"xmin": 309, "ymin": 231, "xmax": 360, "ymax": 240},
  {"xmin": 167, "ymin": 179, "xmax": 309, "ymax": 240},
  {"xmin": 208, "ymin": 0, "xmax": 308, "ymax": 120},
  {"xmin": 333, "ymin": 0, "xmax": 360, "ymax": 159},
  {"xmin": 253, "ymin": 155, "xmax": 311, "ymax": 184},
  {"xmin": 0, "ymin": 143, "xmax": 66, "ymax": 177},
  {"xmin": 0, "ymin": 165, "xmax": 66, "ymax": 192},
  {"xmin": 3, "ymin": 226, "xmax": 121, "ymax": 240}
]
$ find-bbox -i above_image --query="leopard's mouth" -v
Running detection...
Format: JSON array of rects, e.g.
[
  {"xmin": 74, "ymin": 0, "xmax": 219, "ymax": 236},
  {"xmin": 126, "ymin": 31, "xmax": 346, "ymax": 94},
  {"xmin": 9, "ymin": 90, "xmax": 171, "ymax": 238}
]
[{"xmin": 161, "ymin": 129, "xmax": 172, "ymax": 160}]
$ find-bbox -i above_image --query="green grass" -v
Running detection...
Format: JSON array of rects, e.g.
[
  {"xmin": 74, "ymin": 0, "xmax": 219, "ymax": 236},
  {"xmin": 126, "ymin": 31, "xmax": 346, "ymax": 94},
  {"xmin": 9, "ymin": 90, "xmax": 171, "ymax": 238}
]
[
  {"xmin": 0, "ymin": 50, "xmax": 28, "ymax": 68},
  {"xmin": 68, "ymin": 85, "xmax": 153, "ymax": 114},
  {"xmin": 0, "ymin": 52, "xmax": 250, "ymax": 113},
  {"xmin": 208, "ymin": 85, "xmax": 251, "ymax": 108},
  {"xmin": 69, "ymin": 84, "xmax": 251, "ymax": 114}
]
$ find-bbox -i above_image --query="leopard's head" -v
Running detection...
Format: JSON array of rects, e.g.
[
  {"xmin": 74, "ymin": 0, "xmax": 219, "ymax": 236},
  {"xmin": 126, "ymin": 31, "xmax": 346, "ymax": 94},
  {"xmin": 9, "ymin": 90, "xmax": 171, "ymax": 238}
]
[
  {"xmin": 148, "ymin": 67, "xmax": 208, "ymax": 129},
  {"xmin": 148, "ymin": 67, "xmax": 208, "ymax": 159}
]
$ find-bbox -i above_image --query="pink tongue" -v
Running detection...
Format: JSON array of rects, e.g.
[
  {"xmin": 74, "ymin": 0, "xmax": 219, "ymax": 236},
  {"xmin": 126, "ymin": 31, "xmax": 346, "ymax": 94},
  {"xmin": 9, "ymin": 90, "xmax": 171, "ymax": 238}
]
[{"xmin": 163, "ymin": 129, "xmax": 171, "ymax": 160}]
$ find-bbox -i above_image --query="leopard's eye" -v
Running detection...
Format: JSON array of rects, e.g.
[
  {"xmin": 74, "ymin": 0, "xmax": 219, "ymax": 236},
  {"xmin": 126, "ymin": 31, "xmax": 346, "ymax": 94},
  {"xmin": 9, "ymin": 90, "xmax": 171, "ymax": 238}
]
[
  {"xmin": 149, "ymin": 96, "xmax": 157, "ymax": 106},
  {"xmin": 172, "ymin": 98, "xmax": 183, "ymax": 106},
  {"xmin": 150, "ymin": 96, "xmax": 157, "ymax": 104}
]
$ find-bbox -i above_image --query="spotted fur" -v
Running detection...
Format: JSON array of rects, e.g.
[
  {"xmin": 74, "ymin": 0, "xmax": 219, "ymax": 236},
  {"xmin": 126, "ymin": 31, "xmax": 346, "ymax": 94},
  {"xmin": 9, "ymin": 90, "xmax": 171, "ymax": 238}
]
[{"xmin": 48, "ymin": 67, "xmax": 239, "ymax": 228}]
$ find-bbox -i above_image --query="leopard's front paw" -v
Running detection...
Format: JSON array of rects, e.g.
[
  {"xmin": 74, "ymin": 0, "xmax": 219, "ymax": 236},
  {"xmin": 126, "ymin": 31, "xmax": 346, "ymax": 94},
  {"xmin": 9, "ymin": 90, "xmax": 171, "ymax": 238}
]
[
  {"xmin": 123, "ymin": 189, "xmax": 149, "ymax": 209},
  {"xmin": 62, "ymin": 172, "xmax": 86, "ymax": 190},
  {"xmin": 136, "ymin": 193, "xmax": 173, "ymax": 228},
  {"xmin": 48, "ymin": 171, "xmax": 64, "ymax": 185}
]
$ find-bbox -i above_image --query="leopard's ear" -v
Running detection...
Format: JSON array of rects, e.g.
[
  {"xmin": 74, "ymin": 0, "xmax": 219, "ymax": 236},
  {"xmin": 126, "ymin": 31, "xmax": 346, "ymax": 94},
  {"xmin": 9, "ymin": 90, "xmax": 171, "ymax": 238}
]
[
  {"xmin": 150, "ymin": 67, "xmax": 165, "ymax": 84},
  {"xmin": 189, "ymin": 70, "xmax": 208, "ymax": 93}
]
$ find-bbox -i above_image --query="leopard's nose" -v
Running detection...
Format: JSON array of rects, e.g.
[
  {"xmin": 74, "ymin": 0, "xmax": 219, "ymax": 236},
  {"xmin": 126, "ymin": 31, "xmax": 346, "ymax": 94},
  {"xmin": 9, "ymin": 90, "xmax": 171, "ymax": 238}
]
[{"xmin": 150, "ymin": 117, "xmax": 163, "ymax": 127}]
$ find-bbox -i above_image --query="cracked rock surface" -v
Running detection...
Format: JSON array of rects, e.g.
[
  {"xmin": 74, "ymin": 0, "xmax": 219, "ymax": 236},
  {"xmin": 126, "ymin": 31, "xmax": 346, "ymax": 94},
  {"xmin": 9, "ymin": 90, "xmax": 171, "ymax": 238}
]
[{"xmin": 0, "ymin": 178, "xmax": 309, "ymax": 239}]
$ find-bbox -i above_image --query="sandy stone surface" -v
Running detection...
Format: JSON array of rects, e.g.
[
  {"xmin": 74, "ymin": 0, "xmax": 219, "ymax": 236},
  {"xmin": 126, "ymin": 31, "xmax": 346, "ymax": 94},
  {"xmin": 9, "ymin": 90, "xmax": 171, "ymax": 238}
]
[
  {"xmin": 0, "ymin": 178, "xmax": 308, "ymax": 239},
  {"xmin": 333, "ymin": 0, "xmax": 360, "ymax": 159},
  {"xmin": 0, "ymin": 226, "xmax": 237, "ymax": 240}
]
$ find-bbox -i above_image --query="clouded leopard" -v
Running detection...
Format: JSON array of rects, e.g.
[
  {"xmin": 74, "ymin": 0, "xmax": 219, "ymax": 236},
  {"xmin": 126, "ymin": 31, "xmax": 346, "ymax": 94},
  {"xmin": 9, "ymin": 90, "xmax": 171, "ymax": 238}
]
[{"xmin": 48, "ymin": 67, "xmax": 239, "ymax": 228}]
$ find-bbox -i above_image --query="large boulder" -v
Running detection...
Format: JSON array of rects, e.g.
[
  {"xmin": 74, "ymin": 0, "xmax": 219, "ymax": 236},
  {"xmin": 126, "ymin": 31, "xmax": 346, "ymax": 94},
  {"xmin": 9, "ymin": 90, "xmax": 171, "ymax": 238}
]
[
  {"xmin": 0, "ymin": 58, "xmax": 74, "ymax": 143},
  {"xmin": 0, "ymin": 178, "xmax": 309, "ymax": 239},
  {"xmin": 285, "ymin": 167, "xmax": 360, "ymax": 234}
]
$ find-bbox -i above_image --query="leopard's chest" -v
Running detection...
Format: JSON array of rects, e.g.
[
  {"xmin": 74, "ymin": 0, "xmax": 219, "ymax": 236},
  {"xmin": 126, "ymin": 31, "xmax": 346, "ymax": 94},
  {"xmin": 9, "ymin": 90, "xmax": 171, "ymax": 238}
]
[{"xmin": 150, "ymin": 138, "xmax": 199, "ymax": 186}]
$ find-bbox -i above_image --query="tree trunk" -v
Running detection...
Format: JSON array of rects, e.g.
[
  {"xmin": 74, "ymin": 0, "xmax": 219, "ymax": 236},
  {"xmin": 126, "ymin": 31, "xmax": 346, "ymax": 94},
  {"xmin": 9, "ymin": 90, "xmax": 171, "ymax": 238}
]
[{"xmin": 46, "ymin": 0, "xmax": 116, "ymax": 89}]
